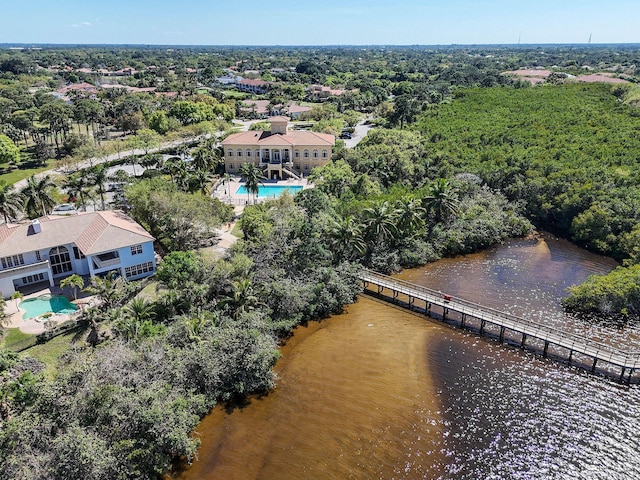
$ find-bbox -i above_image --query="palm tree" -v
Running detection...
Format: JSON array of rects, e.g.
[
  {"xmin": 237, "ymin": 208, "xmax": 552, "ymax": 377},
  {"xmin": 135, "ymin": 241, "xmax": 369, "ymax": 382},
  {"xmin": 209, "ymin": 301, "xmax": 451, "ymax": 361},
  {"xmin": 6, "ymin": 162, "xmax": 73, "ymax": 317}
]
[
  {"xmin": 21, "ymin": 174, "xmax": 57, "ymax": 218},
  {"xmin": 163, "ymin": 156, "xmax": 189, "ymax": 190},
  {"xmin": 222, "ymin": 278, "xmax": 263, "ymax": 319},
  {"xmin": 192, "ymin": 137, "xmax": 222, "ymax": 172},
  {"xmin": 60, "ymin": 274, "xmax": 84, "ymax": 301},
  {"xmin": 362, "ymin": 201, "xmax": 400, "ymax": 244},
  {"xmin": 83, "ymin": 272, "xmax": 125, "ymax": 311},
  {"xmin": 0, "ymin": 181, "xmax": 23, "ymax": 223},
  {"xmin": 395, "ymin": 197, "xmax": 426, "ymax": 237},
  {"xmin": 328, "ymin": 216, "xmax": 367, "ymax": 261},
  {"xmin": 62, "ymin": 172, "xmax": 90, "ymax": 212},
  {"xmin": 422, "ymin": 178, "xmax": 460, "ymax": 223},
  {"xmin": 125, "ymin": 297, "xmax": 156, "ymax": 323},
  {"xmin": 239, "ymin": 162, "xmax": 265, "ymax": 204},
  {"xmin": 189, "ymin": 169, "xmax": 216, "ymax": 195},
  {"xmin": 89, "ymin": 165, "xmax": 109, "ymax": 210}
]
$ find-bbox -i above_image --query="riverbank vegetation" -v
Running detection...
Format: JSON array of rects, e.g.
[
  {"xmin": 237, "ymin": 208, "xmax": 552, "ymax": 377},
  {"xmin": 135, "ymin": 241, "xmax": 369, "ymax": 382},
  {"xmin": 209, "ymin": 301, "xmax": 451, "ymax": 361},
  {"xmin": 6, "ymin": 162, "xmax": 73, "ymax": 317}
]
[
  {"xmin": 2, "ymin": 44, "xmax": 640, "ymax": 478},
  {"xmin": 411, "ymin": 83, "xmax": 640, "ymax": 316}
]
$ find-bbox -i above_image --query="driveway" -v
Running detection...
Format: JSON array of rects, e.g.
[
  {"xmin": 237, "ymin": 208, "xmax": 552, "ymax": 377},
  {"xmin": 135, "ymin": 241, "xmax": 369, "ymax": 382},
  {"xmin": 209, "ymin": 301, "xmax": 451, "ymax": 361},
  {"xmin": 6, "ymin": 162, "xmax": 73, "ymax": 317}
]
[{"xmin": 343, "ymin": 120, "xmax": 374, "ymax": 148}]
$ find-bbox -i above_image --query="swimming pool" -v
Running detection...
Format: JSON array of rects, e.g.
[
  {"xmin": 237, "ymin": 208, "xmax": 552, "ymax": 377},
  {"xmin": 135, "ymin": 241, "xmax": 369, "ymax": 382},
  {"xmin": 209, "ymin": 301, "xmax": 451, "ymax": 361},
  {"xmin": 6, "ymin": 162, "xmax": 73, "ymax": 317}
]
[
  {"xmin": 19, "ymin": 294, "xmax": 78, "ymax": 320},
  {"xmin": 236, "ymin": 185, "xmax": 303, "ymax": 198}
]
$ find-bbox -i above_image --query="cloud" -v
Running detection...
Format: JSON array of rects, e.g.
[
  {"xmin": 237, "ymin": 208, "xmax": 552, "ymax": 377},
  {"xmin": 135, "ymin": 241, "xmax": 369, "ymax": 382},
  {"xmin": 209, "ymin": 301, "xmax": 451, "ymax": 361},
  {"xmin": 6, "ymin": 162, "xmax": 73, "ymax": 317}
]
[{"xmin": 69, "ymin": 21, "xmax": 92, "ymax": 28}]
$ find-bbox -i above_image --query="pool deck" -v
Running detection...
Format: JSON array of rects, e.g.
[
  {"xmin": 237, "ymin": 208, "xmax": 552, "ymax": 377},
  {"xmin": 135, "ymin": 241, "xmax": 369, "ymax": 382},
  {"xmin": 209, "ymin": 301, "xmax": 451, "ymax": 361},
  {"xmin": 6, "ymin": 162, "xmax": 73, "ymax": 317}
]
[
  {"xmin": 212, "ymin": 177, "xmax": 310, "ymax": 206},
  {"xmin": 3, "ymin": 287, "xmax": 96, "ymax": 335}
]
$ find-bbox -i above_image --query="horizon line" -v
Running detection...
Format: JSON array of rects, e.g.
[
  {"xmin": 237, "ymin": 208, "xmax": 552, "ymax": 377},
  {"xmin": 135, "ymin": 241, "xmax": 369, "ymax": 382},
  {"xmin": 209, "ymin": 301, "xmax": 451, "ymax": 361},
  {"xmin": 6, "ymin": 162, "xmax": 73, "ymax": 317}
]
[{"xmin": 2, "ymin": 42, "xmax": 640, "ymax": 49}]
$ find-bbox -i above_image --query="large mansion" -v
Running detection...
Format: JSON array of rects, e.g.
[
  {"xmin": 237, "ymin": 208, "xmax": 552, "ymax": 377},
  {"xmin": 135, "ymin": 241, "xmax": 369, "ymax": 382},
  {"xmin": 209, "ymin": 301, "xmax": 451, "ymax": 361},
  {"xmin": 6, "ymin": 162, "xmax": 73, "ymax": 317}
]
[
  {"xmin": 0, "ymin": 211, "xmax": 156, "ymax": 299},
  {"xmin": 222, "ymin": 117, "xmax": 335, "ymax": 180}
]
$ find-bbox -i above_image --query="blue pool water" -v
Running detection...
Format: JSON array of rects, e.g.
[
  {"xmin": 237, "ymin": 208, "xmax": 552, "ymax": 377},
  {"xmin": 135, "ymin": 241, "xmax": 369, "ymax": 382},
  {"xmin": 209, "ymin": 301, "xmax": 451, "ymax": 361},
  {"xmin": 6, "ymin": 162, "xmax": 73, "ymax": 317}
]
[
  {"xmin": 19, "ymin": 295, "xmax": 78, "ymax": 320},
  {"xmin": 236, "ymin": 185, "xmax": 303, "ymax": 198}
]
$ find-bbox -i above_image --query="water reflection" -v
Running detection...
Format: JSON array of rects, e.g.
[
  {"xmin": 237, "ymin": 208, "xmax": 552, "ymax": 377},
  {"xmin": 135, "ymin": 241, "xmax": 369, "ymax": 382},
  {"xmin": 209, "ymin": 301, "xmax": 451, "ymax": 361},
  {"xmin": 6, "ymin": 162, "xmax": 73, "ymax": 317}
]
[{"xmin": 175, "ymin": 234, "xmax": 640, "ymax": 479}]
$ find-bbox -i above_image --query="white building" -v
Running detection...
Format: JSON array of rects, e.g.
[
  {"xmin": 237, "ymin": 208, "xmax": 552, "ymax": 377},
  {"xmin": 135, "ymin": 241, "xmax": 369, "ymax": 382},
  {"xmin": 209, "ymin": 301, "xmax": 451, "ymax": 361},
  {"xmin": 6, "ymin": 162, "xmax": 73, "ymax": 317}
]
[{"xmin": 0, "ymin": 211, "xmax": 156, "ymax": 299}]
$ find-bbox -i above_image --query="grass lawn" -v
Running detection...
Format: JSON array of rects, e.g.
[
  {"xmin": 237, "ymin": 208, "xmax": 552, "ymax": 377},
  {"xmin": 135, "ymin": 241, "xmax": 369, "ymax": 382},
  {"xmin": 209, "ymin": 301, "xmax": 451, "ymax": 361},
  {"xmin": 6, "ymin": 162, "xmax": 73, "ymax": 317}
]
[
  {"xmin": 20, "ymin": 330, "xmax": 82, "ymax": 379},
  {"xmin": 231, "ymin": 221, "xmax": 243, "ymax": 238},
  {"xmin": 1, "ymin": 328, "xmax": 36, "ymax": 351},
  {"xmin": 0, "ymin": 159, "xmax": 58, "ymax": 185},
  {"xmin": 136, "ymin": 281, "xmax": 161, "ymax": 302}
]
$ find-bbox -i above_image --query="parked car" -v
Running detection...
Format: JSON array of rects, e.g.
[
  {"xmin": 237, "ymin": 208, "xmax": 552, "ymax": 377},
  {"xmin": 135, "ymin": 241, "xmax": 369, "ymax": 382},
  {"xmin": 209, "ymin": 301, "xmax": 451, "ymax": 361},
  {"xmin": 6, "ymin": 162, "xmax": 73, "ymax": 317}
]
[
  {"xmin": 51, "ymin": 203, "xmax": 77, "ymax": 215},
  {"xmin": 340, "ymin": 132, "xmax": 352, "ymax": 139}
]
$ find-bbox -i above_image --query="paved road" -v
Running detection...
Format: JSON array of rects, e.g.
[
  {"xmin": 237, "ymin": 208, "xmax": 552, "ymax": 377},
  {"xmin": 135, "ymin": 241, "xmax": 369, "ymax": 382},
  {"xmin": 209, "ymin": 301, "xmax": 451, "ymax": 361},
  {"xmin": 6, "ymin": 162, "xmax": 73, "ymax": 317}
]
[
  {"xmin": 343, "ymin": 121, "xmax": 374, "ymax": 148},
  {"xmin": 11, "ymin": 135, "xmax": 210, "ymax": 190}
]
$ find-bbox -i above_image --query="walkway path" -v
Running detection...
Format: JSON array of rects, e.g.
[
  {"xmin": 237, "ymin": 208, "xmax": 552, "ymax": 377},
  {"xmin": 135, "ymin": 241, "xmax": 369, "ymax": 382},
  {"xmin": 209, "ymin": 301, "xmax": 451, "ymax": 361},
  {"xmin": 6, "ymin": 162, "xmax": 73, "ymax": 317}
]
[
  {"xmin": 11, "ymin": 134, "xmax": 212, "ymax": 190},
  {"xmin": 360, "ymin": 269, "xmax": 640, "ymax": 383}
]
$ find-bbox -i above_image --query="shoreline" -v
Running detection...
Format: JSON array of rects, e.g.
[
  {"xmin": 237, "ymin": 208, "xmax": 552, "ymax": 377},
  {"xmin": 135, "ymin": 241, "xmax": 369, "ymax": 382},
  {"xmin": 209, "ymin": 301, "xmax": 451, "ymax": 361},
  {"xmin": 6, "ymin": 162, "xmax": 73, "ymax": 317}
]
[{"xmin": 170, "ymin": 296, "xmax": 446, "ymax": 479}]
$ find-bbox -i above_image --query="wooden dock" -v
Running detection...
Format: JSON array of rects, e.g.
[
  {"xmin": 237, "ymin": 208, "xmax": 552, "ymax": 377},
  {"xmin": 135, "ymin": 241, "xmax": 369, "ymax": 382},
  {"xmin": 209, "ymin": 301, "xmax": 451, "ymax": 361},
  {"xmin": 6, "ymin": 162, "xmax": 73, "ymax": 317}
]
[{"xmin": 359, "ymin": 270, "xmax": 640, "ymax": 383}]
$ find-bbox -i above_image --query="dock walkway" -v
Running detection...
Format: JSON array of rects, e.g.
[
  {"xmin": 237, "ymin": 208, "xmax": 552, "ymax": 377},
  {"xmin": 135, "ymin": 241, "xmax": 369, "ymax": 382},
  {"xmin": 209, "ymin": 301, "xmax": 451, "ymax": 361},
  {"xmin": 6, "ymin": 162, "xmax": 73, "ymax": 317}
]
[{"xmin": 359, "ymin": 270, "xmax": 640, "ymax": 383}]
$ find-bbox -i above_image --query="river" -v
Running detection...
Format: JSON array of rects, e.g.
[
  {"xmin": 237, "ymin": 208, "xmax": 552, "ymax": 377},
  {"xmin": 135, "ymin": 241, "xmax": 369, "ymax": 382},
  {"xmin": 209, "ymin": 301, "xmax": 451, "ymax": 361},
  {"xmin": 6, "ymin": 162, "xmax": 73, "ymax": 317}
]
[{"xmin": 173, "ymin": 233, "xmax": 640, "ymax": 480}]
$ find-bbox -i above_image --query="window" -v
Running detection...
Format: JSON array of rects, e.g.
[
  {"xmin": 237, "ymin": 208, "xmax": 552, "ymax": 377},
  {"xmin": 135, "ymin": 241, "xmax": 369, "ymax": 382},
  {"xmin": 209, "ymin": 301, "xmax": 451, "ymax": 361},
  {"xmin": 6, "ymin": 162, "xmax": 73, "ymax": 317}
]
[
  {"xmin": 125, "ymin": 261, "xmax": 154, "ymax": 278},
  {"xmin": 246, "ymin": 149, "xmax": 252, "ymax": 157},
  {"xmin": 295, "ymin": 150, "xmax": 300, "ymax": 158},
  {"xmin": 227, "ymin": 149, "xmax": 233, "ymax": 157},
  {"xmin": 35, "ymin": 250, "xmax": 41, "ymax": 261},
  {"xmin": 1, "ymin": 254, "xmax": 25, "ymax": 269},
  {"xmin": 229, "ymin": 163, "xmax": 234, "ymax": 170},
  {"xmin": 21, "ymin": 273, "xmax": 45, "ymax": 285},
  {"xmin": 255, "ymin": 149, "xmax": 260, "ymax": 158},
  {"xmin": 130, "ymin": 244, "xmax": 143, "ymax": 255},
  {"xmin": 303, "ymin": 150, "xmax": 309, "ymax": 158},
  {"xmin": 49, "ymin": 246, "xmax": 72, "ymax": 275},
  {"xmin": 304, "ymin": 164, "xmax": 309, "ymax": 171},
  {"xmin": 237, "ymin": 149, "xmax": 243, "ymax": 157},
  {"xmin": 313, "ymin": 150, "xmax": 318, "ymax": 158},
  {"xmin": 73, "ymin": 247, "xmax": 85, "ymax": 260},
  {"xmin": 322, "ymin": 150, "xmax": 328, "ymax": 158}
]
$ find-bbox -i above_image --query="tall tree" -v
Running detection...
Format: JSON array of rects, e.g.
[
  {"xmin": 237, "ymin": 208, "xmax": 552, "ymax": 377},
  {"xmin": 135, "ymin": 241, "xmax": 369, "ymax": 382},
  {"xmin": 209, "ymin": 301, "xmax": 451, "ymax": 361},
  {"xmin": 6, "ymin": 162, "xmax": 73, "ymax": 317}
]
[
  {"xmin": 0, "ymin": 180, "xmax": 23, "ymax": 223},
  {"xmin": 422, "ymin": 178, "xmax": 459, "ymax": 223},
  {"xmin": 39, "ymin": 100, "xmax": 71, "ymax": 157},
  {"xmin": 328, "ymin": 215, "xmax": 367, "ymax": 261},
  {"xmin": 62, "ymin": 172, "xmax": 90, "ymax": 212},
  {"xmin": 361, "ymin": 201, "xmax": 400, "ymax": 243},
  {"xmin": 239, "ymin": 162, "xmax": 265, "ymax": 204},
  {"xmin": 60, "ymin": 274, "xmax": 84, "ymax": 301},
  {"xmin": 21, "ymin": 174, "xmax": 57, "ymax": 218},
  {"xmin": 89, "ymin": 165, "xmax": 109, "ymax": 211},
  {"xmin": 0, "ymin": 134, "xmax": 20, "ymax": 165}
]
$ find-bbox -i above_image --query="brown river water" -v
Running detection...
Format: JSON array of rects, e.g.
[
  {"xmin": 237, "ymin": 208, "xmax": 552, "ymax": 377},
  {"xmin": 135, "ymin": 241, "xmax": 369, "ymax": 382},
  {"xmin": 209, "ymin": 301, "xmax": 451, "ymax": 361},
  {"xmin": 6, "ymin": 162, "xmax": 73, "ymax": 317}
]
[{"xmin": 173, "ymin": 233, "xmax": 640, "ymax": 480}]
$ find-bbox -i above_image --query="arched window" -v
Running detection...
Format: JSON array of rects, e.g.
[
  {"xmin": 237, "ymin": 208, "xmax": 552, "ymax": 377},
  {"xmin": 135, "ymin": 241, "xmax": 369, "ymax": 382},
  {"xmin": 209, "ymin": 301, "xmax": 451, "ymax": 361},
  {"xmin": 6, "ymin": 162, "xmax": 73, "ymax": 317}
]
[
  {"xmin": 295, "ymin": 150, "xmax": 300, "ymax": 158},
  {"xmin": 303, "ymin": 150, "xmax": 309, "ymax": 158},
  {"xmin": 313, "ymin": 150, "xmax": 319, "ymax": 158},
  {"xmin": 237, "ymin": 149, "xmax": 243, "ymax": 157},
  {"xmin": 246, "ymin": 149, "xmax": 252, "ymax": 157},
  {"xmin": 49, "ymin": 246, "xmax": 72, "ymax": 276},
  {"xmin": 255, "ymin": 149, "xmax": 260, "ymax": 158},
  {"xmin": 227, "ymin": 149, "xmax": 233, "ymax": 157},
  {"xmin": 322, "ymin": 150, "xmax": 328, "ymax": 158}
]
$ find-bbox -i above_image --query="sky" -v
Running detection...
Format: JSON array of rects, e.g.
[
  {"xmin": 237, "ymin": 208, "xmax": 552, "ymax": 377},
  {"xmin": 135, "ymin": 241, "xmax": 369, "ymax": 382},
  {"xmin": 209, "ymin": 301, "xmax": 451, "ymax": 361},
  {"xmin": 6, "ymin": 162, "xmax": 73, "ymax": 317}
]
[{"xmin": 1, "ymin": 0, "xmax": 638, "ymax": 46}]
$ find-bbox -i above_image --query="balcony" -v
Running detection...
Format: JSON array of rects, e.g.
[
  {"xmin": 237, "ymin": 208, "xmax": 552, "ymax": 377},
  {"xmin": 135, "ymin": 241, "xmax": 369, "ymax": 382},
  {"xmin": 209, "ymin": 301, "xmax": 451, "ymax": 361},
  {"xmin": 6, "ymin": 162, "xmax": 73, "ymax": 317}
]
[
  {"xmin": 0, "ymin": 260, "xmax": 50, "ymax": 280},
  {"xmin": 92, "ymin": 251, "xmax": 121, "ymax": 270}
]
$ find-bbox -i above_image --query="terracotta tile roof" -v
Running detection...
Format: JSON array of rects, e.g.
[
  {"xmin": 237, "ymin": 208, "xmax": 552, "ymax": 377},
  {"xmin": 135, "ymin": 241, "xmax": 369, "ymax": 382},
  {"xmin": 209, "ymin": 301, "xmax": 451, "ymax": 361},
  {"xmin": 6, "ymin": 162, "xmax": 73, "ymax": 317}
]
[
  {"xmin": 222, "ymin": 130, "xmax": 334, "ymax": 147},
  {"xmin": 237, "ymin": 78, "xmax": 268, "ymax": 86},
  {"xmin": 0, "ymin": 211, "xmax": 153, "ymax": 258},
  {"xmin": 0, "ymin": 223, "xmax": 20, "ymax": 244},
  {"xmin": 577, "ymin": 74, "xmax": 629, "ymax": 84}
]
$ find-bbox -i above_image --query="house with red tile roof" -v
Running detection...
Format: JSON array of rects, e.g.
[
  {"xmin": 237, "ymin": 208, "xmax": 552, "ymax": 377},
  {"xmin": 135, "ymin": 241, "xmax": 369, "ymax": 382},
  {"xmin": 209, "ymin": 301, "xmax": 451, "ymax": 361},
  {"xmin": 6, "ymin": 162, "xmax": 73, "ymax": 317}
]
[
  {"xmin": 56, "ymin": 82, "xmax": 99, "ymax": 95},
  {"xmin": 239, "ymin": 100, "xmax": 312, "ymax": 119},
  {"xmin": 236, "ymin": 78, "xmax": 270, "ymax": 94},
  {"xmin": 0, "ymin": 211, "xmax": 156, "ymax": 299},
  {"xmin": 222, "ymin": 116, "xmax": 334, "ymax": 180}
]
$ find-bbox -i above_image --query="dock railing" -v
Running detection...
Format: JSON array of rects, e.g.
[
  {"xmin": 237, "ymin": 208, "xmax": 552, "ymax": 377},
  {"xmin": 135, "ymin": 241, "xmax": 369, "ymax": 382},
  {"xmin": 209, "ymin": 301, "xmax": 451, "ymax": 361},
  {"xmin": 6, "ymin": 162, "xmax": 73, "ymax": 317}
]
[{"xmin": 359, "ymin": 269, "xmax": 640, "ymax": 374}]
